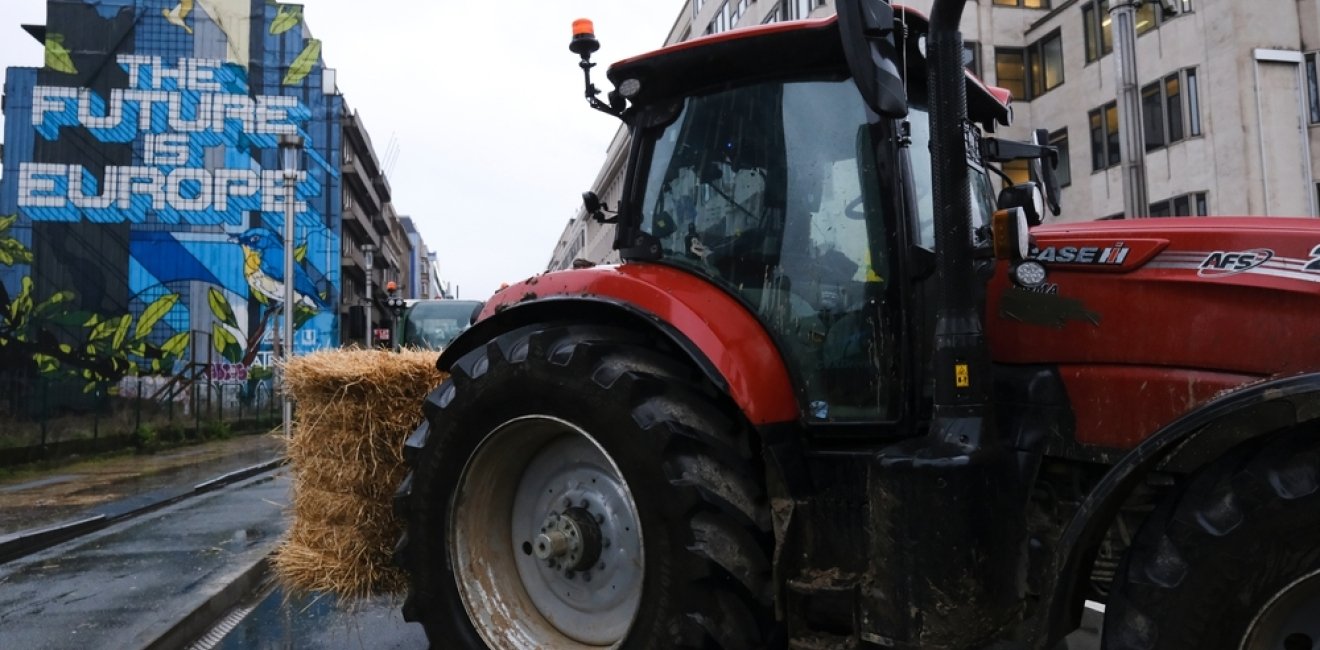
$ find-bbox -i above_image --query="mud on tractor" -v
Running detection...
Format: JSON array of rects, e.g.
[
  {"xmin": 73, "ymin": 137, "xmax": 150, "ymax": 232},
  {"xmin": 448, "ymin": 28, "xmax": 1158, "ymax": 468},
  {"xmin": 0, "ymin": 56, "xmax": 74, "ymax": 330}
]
[{"xmin": 393, "ymin": 1, "xmax": 1320, "ymax": 647}]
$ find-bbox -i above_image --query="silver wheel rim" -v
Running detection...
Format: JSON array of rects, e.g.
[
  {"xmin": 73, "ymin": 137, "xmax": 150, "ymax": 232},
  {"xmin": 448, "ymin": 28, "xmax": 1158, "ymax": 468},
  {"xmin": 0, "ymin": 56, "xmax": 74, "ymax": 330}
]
[
  {"xmin": 1241, "ymin": 568, "xmax": 1320, "ymax": 650},
  {"xmin": 450, "ymin": 415, "xmax": 644, "ymax": 649}
]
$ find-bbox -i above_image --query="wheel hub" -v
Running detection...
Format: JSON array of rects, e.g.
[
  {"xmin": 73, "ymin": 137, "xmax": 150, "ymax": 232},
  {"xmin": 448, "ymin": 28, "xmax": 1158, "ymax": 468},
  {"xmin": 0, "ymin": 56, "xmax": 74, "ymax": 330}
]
[{"xmin": 534, "ymin": 507, "xmax": 603, "ymax": 573}]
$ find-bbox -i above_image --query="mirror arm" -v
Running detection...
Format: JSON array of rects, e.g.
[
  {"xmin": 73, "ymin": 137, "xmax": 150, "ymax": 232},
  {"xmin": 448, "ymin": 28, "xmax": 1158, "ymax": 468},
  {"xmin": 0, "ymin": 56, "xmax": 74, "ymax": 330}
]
[
  {"xmin": 980, "ymin": 137, "xmax": 1055, "ymax": 164},
  {"xmin": 580, "ymin": 58, "xmax": 625, "ymax": 119}
]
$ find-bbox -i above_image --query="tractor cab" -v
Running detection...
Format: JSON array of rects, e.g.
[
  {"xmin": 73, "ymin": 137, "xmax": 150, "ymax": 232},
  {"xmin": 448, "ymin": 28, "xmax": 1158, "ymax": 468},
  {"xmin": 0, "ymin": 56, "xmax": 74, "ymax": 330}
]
[{"xmin": 573, "ymin": 7, "xmax": 1048, "ymax": 426}]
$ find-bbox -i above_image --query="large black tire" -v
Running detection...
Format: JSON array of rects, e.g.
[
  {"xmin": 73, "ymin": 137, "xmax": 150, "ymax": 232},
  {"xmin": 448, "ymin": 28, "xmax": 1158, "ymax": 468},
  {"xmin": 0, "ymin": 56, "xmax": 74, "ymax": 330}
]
[
  {"xmin": 394, "ymin": 324, "xmax": 776, "ymax": 649},
  {"xmin": 1103, "ymin": 430, "xmax": 1320, "ymax": 650}
]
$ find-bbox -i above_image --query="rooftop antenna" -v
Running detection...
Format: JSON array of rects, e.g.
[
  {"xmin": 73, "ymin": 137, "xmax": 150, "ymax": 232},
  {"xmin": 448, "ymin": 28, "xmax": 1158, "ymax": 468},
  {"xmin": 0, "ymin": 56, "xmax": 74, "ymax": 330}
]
[{"xmin": 382, "ymin": 133, "xmax": 401, "ymax": 176}]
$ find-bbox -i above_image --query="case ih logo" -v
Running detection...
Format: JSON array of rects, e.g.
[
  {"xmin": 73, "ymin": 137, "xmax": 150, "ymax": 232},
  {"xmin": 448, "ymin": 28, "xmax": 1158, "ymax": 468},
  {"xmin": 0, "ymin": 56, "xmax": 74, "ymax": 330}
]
[
  {"xmin": 1033, "ymin": 244, "xmax": 1130, "ymax": 265},
  {"xmin": 1197, "ymin": 249, "xmax": 1275, "ymax": 277}
]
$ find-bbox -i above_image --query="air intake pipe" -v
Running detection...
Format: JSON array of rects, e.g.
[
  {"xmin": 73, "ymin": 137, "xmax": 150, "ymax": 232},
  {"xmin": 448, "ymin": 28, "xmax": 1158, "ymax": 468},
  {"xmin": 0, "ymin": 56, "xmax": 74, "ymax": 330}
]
[
  {"xmin": 861, "ymin": 2, "xmax": 1028, "ymax": 647},
  {"xmin": 927, "ymin": 0, "xmax": 991, "ymax": 445}
]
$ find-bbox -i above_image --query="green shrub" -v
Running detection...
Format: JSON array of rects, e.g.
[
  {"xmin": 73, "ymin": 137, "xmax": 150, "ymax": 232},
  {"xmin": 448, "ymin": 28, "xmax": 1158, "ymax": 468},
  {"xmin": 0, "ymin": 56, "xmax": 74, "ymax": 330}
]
[{"xmin": 134, "ymin": 424, "xmax": 159, "ymax": 452}]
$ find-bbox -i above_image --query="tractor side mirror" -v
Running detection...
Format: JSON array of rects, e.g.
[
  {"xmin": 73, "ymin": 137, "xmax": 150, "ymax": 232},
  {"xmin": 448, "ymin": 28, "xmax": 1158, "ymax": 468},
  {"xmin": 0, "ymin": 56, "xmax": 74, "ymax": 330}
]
[
  {"xmin": 837, "ymin": 0, "xmax": 907, "ymax": 117},
  {"xmin": 581, "ymin": 190, "xmax": 616, "ymax": 224},
  {"xmin": 1031, "ymin": 129, "xmax": 1062, "ymax": 217}
]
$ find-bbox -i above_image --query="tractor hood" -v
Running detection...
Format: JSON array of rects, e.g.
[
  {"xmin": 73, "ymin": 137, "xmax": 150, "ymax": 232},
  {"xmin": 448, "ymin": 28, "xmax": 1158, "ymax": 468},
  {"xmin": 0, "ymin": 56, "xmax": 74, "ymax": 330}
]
[{"xmin": 989, "ymin": 217, "xmax": 1320, "ymax": 377}]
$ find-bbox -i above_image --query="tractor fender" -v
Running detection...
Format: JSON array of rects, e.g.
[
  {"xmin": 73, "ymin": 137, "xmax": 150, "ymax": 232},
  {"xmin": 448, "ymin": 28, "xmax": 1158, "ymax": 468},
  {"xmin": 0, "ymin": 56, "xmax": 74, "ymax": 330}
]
[
  {"xmin": 435, "ymin": 266, "xmax": 800, "ymax": 426},
  {"xmin": 1037, "ymin": 372, "xmax": 1320, "ymax": 647}
]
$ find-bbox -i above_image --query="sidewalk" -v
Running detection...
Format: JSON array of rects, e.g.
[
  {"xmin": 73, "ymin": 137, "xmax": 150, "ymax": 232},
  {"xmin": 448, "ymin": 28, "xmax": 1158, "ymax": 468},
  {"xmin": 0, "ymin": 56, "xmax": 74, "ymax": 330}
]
[{"xmin": 0, "ymin": 433, "xmax": 286, "ymax": 537}]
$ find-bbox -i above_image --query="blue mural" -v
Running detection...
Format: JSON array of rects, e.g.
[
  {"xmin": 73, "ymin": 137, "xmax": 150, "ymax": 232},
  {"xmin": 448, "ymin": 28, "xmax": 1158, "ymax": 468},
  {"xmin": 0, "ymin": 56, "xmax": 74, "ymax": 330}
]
[{"xmin": 0, "ymin": 0, "xmax": 342, "ymax": 387}]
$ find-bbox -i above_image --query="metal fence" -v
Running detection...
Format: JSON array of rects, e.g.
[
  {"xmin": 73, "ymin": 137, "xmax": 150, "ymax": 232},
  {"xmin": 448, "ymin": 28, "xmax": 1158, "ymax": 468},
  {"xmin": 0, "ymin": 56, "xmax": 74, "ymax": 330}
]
[{"xmin": 0, "ymin": 372, "xmax": 285, "ymax": 463}]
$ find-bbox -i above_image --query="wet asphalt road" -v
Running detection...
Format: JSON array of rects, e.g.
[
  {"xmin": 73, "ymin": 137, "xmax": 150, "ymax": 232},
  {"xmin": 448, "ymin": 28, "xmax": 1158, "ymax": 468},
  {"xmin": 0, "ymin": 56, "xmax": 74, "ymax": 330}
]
[{"xmin": 0, "ymin": 472, "xmax": 289, "ymax": 650}]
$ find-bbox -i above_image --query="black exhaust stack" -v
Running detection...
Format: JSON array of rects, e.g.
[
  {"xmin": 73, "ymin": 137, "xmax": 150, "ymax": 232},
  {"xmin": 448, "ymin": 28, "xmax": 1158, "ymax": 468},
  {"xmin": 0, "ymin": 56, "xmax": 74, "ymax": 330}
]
[
  {"xmin": 859, "ymin": 1, "xmax": 1028, "ymax": 646},
  {"xmin": 927, "ymin": 0, "xmax": 991, "ymax": 432}
]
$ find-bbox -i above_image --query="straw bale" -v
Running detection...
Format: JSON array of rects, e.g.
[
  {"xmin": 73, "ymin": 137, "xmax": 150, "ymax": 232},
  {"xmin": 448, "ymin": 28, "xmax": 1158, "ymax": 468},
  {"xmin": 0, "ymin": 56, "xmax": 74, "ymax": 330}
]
[{"xmin": 274, "ymin": 348, "xmax": 447, "ymax": 598}]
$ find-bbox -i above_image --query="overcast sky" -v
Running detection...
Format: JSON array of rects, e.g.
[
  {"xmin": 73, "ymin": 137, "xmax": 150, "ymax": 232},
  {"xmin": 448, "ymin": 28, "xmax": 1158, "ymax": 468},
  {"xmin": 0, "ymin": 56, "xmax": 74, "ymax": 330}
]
[{"xmin": 0, "ymin": 0, "xmax": 684, "ymax": 300}]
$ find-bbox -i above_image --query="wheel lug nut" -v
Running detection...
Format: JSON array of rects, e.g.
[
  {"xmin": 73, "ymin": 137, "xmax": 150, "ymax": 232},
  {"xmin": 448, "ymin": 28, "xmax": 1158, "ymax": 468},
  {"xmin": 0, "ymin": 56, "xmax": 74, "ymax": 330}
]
[
  {"xmin": 564, "ymin": 497, "xmax": 573, "ymax": 508},
  {"xmin": 583, "ymin": 572, "xmax": 592, "ymax": 582},
  {"xmin": 565, "ymin": 570, "xmax": 576, "ymax": 580},
  {"xmin": 580, "ymin": 499, "xmax": 589, "ymax": 508}
]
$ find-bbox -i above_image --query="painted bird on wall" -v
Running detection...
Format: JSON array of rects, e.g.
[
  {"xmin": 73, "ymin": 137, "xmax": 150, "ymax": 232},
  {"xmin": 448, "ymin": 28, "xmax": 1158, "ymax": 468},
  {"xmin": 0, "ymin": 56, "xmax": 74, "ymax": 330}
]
[
  {"xmin": 229, "ymin": 227, "xmax": 325, "ymax": 311},
  {"xmin": 162, "ymin": 0, "xmax": 194, "ymax": 34}
]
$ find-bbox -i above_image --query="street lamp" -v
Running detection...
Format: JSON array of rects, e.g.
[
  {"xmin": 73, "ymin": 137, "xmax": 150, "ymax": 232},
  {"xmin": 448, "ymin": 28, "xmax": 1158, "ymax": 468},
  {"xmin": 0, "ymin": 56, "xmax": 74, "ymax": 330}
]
[
  {"xmin": 278, "ymin": 133, "xmax": 303, "ymax": 440},
  {"xmin": 362, "ymin": 243, "xmax": 376, "ymax": 348}
]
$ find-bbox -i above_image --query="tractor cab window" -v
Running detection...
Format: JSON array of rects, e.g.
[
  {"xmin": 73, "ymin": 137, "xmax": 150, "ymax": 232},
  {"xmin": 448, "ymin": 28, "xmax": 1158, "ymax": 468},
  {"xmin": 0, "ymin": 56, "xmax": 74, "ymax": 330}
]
[{"xmin": 635, "ymin": 78, "xmax": 899, "ymax": 423}]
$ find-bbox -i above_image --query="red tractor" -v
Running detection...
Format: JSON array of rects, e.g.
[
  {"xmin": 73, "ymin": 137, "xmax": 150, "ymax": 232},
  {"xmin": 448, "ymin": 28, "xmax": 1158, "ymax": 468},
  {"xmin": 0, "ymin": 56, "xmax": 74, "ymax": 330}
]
[{"xmin": 393, "ymin": 1, "xmax": 1320, "ymax": 648}]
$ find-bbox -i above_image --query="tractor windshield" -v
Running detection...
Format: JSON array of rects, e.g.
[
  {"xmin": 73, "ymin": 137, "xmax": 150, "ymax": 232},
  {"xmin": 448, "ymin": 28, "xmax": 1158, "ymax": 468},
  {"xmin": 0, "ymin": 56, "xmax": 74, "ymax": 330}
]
[{"xmin": 633, "ymin": 78, "xmax": 903, "ymax": 423}]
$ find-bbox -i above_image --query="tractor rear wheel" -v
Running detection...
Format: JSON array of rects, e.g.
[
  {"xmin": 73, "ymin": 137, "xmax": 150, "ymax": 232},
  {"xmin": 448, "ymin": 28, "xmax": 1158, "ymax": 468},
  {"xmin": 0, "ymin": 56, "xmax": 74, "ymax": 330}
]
[
  {"xmin": 394, "ymin": 324, "xmax": 775, "ymax": 649},
  {"xmin": 1102, "ymin": 430, "xmax": 1320, "ymax": 650}
]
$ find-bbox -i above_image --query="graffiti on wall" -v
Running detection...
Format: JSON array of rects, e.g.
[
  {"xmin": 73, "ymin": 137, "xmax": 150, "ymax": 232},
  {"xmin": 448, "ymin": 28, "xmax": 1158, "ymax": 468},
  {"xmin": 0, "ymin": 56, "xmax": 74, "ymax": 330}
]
[{"xmin": 0, "ymin": 0, "xmax": 342, "ymax": 390}]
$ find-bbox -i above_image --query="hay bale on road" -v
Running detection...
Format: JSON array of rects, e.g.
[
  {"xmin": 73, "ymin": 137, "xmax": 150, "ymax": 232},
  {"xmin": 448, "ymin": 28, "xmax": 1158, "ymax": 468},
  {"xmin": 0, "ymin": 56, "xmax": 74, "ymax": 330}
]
[{"xmin": 273, "ymin": 349, "xmax": 446, "ymax": 600}]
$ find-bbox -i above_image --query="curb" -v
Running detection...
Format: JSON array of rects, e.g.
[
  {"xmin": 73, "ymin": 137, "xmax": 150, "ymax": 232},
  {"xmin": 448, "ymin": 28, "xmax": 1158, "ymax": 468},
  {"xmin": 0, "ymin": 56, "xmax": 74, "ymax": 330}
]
[
  {"xmin": 0, "ymin": 515, "xmax": 108, "ymax": 564},
  {"xmin": 0, "ymin": 457, "xmax": 285, "ymax": 565},
  {"xmin": 139, "ymin": 550, "xmax": 275, "ymax": 650}
]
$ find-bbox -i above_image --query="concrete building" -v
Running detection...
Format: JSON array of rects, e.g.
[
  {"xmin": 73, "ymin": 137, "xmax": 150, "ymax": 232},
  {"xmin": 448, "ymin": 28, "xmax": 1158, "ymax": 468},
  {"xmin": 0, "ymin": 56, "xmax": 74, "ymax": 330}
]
[
  {"xmin": 549, "ymin": 0, "xmax": 1319, "ymax": 269},
  {"xmin": 400, "ymin": 216, "xmax": 447, "ymax": 300}
]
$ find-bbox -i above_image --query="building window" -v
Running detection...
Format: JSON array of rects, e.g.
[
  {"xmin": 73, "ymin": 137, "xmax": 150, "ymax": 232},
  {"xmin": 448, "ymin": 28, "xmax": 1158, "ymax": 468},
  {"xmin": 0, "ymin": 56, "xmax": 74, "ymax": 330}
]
[
  {"xmin": 1082, "ymin": 1, "xmax": 1113, "ymax": 63},
  {"xmin": 1049, "ymin": 129, "xmax": 1072, "ymax": 188},
  {"xmin": 1165, "ymin": 74, "xmax": 1184, "ymax": 142},
  {"xmin": 1028, "ymin": 30, "xmax": 1065, "ymax": 97},
  {"xmin": 1089, "ymin": 101, "xmax": 1120, "ymax": 171},
  {"xmin": 997, "ymin": 33, "xmax": 1063, "ymax": 100},
  {"xmin": 782, "ymin": 0, "xmax": 821, "ymax": 20},
  {"xmin": 1082, "ymin": 1, "xmax": 1190, "ymax": 64},
  {"xmin": 1142, "ymin": 68, "xmax": 1199, "ymax": 151},
  {"xmin": 993, "ymin": 0, "xmax": 1049, "ymax": 7},
  {"xmin": 1003, "ymin": 159, "xmax": 1031, "ymax": 187},
  {"xmin": 1141, "ymin": 82, "xmax": 1165, "ymax": 151},
  {"xmin": 1186, "ymin": 68, "xmax": 1202, "ymax": 135},
  {"xmin": 1150, "ymin": 191, "xmax": 1208, "ymax": 216},
  {"xmin": 693, "ymin": 0, "xmax": 706, "ymax": 19},
  {"xmin": 726, "ymin": 0, "xmax": 748, "ymax": 28},
  {"xmin": 1134, "ymin": 1, "xmax": 1157, "ymax": 35},
  {"xmin": 710, "ymin": 2, "xmax": 728, "ymax": 33},
  {"xmin": 964, "ymin": 42, "xmax": 981, "ymax": 77},
  {"xmin": 995, "ymin": 48, "xmax": 1026, "ymax": 100},
  {"xmin": 1307, "ymin": 53, "xmax": 1320, "ymax": 124}
]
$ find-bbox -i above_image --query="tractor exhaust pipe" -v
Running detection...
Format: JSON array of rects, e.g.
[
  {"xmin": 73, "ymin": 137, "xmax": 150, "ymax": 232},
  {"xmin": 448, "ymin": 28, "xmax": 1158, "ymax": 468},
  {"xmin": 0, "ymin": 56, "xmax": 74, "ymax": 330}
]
[
  {"xmin": 860, "ymin": 2, "xmax": 1028, "ymax": 647},
  {"xmin": 926, "ymin": 0, "xmax": 991, "ymax": 445}
]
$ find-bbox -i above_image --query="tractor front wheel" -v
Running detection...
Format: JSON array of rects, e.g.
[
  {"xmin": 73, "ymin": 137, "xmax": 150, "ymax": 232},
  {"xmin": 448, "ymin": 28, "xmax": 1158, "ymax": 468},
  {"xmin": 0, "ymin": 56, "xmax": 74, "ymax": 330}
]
[{"xmin": 395, "ymin": 324, "xmax": 775, "ymax": 649}]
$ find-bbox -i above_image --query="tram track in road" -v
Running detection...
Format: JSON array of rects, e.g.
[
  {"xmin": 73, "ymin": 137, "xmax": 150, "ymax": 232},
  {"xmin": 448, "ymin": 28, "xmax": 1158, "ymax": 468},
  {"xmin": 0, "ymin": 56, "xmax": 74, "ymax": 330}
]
[{"xmin": 0, "ymin": 456, "xmax": 285, "ymax": 565}]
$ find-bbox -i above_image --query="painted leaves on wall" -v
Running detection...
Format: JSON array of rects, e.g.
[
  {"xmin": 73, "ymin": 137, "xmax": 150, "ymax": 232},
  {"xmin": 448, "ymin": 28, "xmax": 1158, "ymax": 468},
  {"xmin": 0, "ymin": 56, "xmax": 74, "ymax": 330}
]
[
  {"xmin": 1, "ymin": 215, "xmax": 191, "ymax": 388},
  {"xmin": 44, "ymin": 34, "xmax": 77, "ymax": 75},
  {"xmin": 283, "ymin": 38, "xmax": 321, "ymax": 85},
  {"xmin": 0, "ymin": 216, "xmax": 33, "ymax": 265},
  {"xmin": 271, "ymin": 4, "xmax": 303, "ymax": 35},
  {"xmin": 209, "ymin": 287, "xmax": 243, "ymax": 363}
]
